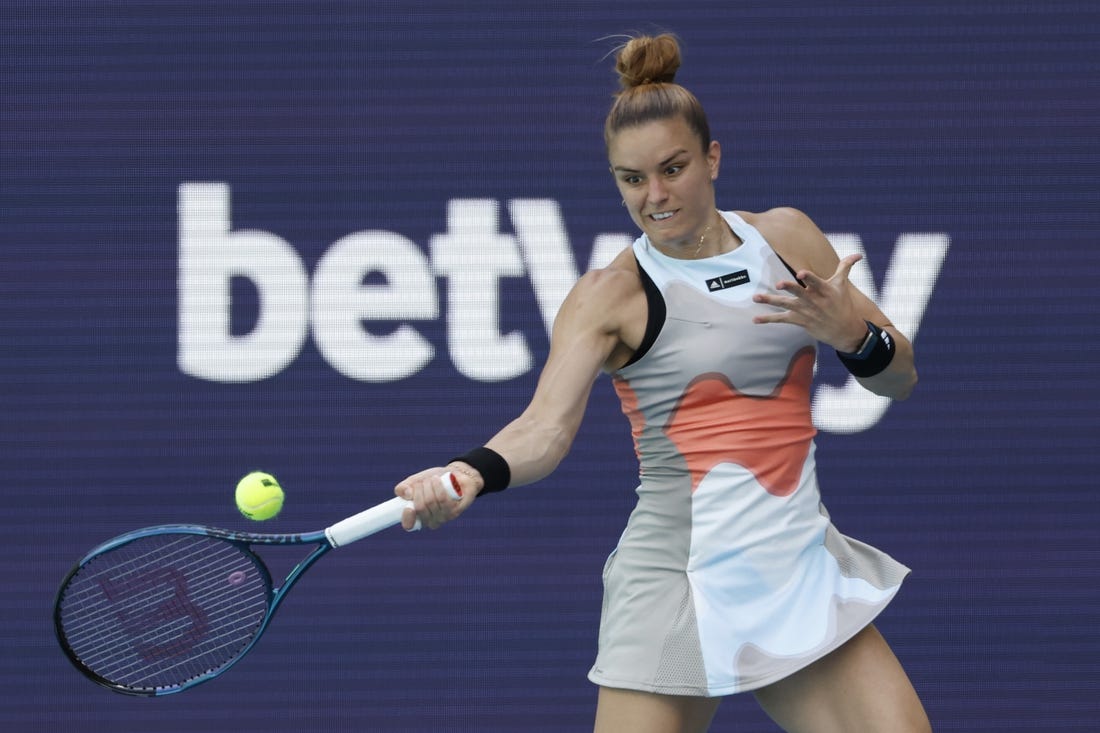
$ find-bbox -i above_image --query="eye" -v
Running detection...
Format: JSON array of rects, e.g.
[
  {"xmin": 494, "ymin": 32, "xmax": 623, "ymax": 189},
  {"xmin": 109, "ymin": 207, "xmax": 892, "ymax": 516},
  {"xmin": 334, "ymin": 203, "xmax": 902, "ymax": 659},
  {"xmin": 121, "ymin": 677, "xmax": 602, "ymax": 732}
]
[
  {"xmin": 622, "ymin": 174, "xmax": 643, "ymax": 186},
  {"xmin": 664, "ymin": 164, "xmax": 684, "ymax": 176}
]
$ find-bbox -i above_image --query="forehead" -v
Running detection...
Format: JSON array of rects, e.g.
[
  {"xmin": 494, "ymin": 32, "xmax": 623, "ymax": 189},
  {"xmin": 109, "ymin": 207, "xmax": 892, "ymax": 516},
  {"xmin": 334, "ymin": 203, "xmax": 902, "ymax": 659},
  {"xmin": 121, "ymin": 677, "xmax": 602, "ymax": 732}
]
[{"xmin": 607, "ymin": 117, "xmax": 701, "ymax": 169}]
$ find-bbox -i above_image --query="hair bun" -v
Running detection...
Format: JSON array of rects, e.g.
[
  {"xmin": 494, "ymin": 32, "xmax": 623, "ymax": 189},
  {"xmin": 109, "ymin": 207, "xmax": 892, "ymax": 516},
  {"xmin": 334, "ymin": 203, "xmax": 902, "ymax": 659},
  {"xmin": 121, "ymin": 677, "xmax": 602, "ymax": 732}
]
[{"xmin": 615, "ymin": 34, "xmax": 682, "ymax": 89}]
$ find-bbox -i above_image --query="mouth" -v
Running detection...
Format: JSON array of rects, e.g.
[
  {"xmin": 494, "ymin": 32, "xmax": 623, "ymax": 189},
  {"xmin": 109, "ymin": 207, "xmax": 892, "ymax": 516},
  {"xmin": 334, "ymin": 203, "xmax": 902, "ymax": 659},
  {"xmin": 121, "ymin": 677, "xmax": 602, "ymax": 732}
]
[{"xmin": 648, "ymin": 210, "xmax": 677, "ymax": 222}]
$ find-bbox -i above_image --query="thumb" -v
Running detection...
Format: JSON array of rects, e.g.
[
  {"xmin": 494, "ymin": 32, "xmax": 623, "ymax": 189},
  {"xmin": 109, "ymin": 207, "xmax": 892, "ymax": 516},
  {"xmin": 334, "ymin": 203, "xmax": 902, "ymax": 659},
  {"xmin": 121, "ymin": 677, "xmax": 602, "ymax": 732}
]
[
  {"xmin": 400, "ymin": 505, "xmax": 420, "ymax": 532},
  {"xmin": 834, "ymin": 253, "xmax": 863, "ymax": 281}
]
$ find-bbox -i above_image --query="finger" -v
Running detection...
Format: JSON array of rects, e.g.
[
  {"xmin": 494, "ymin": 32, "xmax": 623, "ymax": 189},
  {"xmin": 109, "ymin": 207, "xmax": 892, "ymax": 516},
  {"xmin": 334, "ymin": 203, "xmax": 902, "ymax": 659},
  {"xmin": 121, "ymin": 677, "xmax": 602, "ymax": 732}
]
[
  {"xmin": 773, "ymin": 279, "xmax": 808, "ymax": 294},
  {"xmin": 833, "ymin": 253, "xmax": 863, "ymax": 280},
  {"xmin": 755, "ymin": 291, "xmax": 801, "ymax": 313},
  {"xmin": 795, "ymin": 270, "xmax": 825, "ymax": 290},
  {"xmin": 417, "ymin": 472, "xmax": 464, "ymax": 529},
  {"xmin": 394, "ymin": 478, "xmax": 416, "ymax": 530},
  {"xmin": 394, "ymin": 466, "xmax": 436, "ymax": 498},
  {"xmin": 752, "ymin": 312, "xmax": 788, "ymax": 325},
  {"xmin": 411, "ymin": 477, "xmax": 439, "ymax": 525},
  {"xmin": 398, "ymin": 474, "xmax": 435, "ymax": 528}
]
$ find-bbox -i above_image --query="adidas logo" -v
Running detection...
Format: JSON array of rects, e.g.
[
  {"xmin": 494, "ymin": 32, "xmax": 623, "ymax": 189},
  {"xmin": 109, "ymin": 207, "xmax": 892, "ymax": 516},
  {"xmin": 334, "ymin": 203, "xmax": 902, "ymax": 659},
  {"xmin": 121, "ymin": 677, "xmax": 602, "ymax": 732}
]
[{"xmin": 705, "ymin": 270, "xmax": 750, "ymax": 291}]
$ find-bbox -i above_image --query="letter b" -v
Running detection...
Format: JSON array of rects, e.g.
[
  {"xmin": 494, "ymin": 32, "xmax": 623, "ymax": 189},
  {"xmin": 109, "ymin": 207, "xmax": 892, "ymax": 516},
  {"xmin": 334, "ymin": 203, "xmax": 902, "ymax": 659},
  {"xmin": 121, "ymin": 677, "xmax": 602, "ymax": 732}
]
[{"xmin": 178, "ymin": 183, "xmax": 308, "ymax": 382}]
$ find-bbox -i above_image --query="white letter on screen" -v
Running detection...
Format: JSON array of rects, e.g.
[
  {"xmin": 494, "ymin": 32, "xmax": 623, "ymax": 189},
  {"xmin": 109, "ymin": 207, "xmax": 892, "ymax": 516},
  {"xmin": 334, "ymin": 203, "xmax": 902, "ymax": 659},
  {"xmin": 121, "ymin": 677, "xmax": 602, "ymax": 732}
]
[
  {"xmin": 177, "ymin": 182, "xmax": 308, "ymax": 382},
  {"xmin": 432, "ymin": 199, "xmax": 532, "ymax": 382},
  {"xmin": 812, "ymin": 233, "xmax": 950, "ymax": 434},
  {"xmin": 312, "ymin": 231, "xmax": 438, "ymax": 382}
]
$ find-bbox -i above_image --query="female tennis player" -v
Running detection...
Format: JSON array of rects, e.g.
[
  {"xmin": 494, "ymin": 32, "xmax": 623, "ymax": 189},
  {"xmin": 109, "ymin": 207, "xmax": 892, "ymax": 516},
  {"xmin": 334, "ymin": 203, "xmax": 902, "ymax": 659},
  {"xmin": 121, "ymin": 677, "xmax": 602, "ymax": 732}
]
[{"xmin": 397, "ymin": 33, "xmax": 932, "ymax": 733}]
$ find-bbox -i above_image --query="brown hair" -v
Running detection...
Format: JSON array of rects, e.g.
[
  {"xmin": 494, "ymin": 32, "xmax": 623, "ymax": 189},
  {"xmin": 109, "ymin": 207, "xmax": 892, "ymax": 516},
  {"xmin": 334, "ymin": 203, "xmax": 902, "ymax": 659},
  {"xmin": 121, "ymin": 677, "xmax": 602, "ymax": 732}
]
[{"xmin": 603, "ymin": 34, "xmax": 711, "ymax": 152}]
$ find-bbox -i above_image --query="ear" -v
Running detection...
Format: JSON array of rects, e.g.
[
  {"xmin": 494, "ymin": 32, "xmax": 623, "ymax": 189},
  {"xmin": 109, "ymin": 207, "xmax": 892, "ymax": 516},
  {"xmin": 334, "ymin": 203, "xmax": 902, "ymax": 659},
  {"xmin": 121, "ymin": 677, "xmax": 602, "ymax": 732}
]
[{"xmin": 707, "ymin": 140, "xmax": 722, "ymax": 180}]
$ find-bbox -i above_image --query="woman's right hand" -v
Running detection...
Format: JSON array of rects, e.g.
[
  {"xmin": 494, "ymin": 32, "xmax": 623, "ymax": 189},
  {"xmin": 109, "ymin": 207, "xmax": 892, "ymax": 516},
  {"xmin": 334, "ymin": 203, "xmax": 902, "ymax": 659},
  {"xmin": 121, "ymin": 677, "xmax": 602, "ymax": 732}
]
[{"xmin": 395, "ymin": 466, "xmax": 480, "ymax": 530}]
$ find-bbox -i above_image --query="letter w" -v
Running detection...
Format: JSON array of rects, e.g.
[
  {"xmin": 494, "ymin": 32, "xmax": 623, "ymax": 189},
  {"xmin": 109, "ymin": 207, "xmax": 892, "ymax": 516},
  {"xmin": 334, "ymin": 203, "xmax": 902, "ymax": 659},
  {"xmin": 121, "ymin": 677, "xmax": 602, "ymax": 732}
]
[{"xmin": 812, "ymin": 233, "xmax": 950, "ymax": 434}]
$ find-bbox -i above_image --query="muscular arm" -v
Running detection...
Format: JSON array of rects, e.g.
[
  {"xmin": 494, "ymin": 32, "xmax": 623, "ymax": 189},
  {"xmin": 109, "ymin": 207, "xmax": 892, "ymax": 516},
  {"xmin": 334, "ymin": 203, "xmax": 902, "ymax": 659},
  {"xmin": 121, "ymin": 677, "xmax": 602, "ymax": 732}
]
[
  {"xmin": 481, "ymin": 266, "xmax": 639, "ymax": 486},
  {"xmin": 396, "ymin": 260, "xmax": 644, "ymax": 529},
  {"xmin": 748, "ymin": 207, "xmax": 918, "ymax": 401}
]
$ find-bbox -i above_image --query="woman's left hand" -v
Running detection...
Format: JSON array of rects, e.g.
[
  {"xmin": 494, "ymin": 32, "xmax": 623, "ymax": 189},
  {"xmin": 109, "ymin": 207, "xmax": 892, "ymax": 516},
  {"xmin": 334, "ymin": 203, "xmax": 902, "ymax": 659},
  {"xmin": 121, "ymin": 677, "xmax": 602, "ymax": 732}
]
[{"xmin": 752, "ymin": 253, "xmax": 869, "ymax": 352}]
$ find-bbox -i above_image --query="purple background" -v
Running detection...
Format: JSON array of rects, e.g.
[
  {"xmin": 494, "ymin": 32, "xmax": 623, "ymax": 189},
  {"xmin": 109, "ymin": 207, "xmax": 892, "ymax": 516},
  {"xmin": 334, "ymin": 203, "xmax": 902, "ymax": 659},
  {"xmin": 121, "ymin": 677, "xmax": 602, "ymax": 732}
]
[{"xmin": 3, "ymin": 2, "xmax": 1098, "ymax": 730}]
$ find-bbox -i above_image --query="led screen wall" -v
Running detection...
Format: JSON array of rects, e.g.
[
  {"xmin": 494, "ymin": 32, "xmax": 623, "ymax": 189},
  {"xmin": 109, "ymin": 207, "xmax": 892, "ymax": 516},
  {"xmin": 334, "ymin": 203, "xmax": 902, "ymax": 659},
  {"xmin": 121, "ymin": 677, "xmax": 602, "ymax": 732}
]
[{"xmin": 3, "ymin": 2, "xmax": 1098, "ymax": 730}]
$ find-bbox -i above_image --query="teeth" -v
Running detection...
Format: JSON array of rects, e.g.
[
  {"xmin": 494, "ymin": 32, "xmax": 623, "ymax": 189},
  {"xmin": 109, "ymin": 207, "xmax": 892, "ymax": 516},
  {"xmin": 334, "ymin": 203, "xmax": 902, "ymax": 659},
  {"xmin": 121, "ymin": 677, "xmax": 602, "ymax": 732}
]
[{"xmin": 652, "ymin": 212, "xmax": 673, "ymax": 220}]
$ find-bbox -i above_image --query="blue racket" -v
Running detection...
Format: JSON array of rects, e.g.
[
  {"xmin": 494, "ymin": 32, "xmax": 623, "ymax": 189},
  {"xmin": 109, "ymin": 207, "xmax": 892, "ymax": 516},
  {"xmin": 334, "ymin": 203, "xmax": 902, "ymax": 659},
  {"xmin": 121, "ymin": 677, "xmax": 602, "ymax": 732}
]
[{"xmin": 54, "ymin": 473, "xmax": 461, "ymax": 696}]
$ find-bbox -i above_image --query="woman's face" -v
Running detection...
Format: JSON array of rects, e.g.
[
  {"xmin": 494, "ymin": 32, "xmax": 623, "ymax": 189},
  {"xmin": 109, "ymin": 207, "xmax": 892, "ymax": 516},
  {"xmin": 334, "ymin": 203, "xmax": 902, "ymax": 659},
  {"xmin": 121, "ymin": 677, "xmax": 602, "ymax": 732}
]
[{"xmin": 608, "ymin": 116, "xmax": 721, "ymax": 256}]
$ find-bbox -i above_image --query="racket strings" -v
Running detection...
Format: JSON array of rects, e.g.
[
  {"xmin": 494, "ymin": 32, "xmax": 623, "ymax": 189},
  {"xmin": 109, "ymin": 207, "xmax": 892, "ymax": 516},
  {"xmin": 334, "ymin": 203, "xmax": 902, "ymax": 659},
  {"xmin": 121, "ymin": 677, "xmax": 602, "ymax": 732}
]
[{"xmin": 57, "ymin": 533, "xmax": 271, "ymax": 693}]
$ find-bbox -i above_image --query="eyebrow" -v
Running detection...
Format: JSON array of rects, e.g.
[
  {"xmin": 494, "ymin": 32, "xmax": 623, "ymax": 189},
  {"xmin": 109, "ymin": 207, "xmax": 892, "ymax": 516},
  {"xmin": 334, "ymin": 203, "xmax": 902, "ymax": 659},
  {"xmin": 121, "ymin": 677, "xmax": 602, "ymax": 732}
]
[{"xmin": 611, "ymin": 149, "xmax": 690, "ymax": 173}]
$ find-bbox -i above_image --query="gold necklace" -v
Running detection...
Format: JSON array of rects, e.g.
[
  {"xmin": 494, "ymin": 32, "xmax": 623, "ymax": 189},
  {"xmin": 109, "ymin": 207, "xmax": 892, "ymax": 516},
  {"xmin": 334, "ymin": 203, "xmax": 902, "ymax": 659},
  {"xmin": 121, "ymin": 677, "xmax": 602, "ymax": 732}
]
[{"xmin": 694, "ymin": 215, "xmax": 717, "ymax": 258}]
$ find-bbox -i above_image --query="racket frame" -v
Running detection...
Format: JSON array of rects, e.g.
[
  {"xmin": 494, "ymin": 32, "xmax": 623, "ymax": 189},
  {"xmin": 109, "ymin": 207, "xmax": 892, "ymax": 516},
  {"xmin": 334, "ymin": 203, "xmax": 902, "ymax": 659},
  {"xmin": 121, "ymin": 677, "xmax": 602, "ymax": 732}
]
[
  {"xmin": 54, "ymin": 474, "xmax": 459, "ymax": 696},
  {"xmin": 54, "ymin": 523, "xmax": 332, "ymax": 696}
]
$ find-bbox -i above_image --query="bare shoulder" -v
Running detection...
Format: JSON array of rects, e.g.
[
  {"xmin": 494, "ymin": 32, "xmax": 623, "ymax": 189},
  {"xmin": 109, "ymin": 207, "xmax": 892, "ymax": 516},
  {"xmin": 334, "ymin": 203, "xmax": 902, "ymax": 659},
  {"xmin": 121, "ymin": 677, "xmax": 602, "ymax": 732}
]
[
  {"xmin": 737, "ymin": 207, "xmax": 838, "ymax": 273},
  {"xmin": 739, "ymin": 206, "xmax": 816, "ymax": 238},
  {"xmin": 554, "ymin": 246, "xmax": 646, "ymax": 369},
  {"xmin": 567, "ymin": 246, "xmax": 643, "ymax": 314}
]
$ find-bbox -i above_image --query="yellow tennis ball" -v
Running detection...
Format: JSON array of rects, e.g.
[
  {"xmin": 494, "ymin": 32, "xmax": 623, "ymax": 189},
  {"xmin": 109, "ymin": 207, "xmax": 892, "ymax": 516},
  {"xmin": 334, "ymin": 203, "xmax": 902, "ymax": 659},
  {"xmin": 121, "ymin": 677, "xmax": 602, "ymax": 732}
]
[{"xmin": 235, "ymin": 471, "xmax": 284, "ymax": 521}]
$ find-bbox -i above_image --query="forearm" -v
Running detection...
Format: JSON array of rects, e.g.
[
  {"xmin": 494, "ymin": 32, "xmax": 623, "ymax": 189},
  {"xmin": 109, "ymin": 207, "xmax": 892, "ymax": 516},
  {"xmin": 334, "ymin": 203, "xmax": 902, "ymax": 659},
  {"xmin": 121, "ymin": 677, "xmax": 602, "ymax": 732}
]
[
  {"xmin": 449, "ymin": 410, "xmax": 577, "ymax": 495},
  {"xmin": 445, "ymin": 268, "xmax": 623, "ymax": 495},
  {"xmin": 485, "ymin": 414, "xmax": 574, "ymax": 486}
]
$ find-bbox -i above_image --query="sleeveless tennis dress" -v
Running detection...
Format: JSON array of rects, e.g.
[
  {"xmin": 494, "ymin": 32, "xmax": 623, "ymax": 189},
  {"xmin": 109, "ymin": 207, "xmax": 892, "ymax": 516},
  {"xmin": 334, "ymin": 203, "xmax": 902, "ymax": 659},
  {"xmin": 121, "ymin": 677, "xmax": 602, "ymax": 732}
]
[{"xmin": 587, "ymin": 211, "xmax": 909, "ymax": 696}]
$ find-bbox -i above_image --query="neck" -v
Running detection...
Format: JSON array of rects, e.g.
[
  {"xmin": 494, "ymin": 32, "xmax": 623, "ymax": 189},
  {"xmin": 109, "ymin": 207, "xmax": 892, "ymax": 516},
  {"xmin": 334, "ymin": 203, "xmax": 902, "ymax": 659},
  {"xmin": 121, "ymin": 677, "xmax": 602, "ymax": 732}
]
[
  {"xmin": 649, "ymin": 210, "xmax": 736, "ymax": 260},
  {"xmin": 692, "ymin": 209, "xmax": 727, "ymax": 259}
]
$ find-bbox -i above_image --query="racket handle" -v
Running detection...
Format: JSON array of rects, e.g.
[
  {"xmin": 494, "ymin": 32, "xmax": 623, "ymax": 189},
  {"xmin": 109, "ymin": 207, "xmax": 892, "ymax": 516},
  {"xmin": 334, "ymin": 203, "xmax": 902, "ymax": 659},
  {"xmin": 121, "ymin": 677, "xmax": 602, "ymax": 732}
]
[{"xmin": 325, "ymin": 472, "xmax": 462, "ymax": 548}]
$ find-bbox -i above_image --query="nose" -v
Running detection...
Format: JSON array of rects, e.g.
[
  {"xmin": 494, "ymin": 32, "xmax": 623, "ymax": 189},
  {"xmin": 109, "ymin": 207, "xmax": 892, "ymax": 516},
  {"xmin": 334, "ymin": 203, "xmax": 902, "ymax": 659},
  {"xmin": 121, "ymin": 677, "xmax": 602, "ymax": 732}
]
[{"xmin": 646, "ymin": 178, "xmax": 668, "ymax": 205}]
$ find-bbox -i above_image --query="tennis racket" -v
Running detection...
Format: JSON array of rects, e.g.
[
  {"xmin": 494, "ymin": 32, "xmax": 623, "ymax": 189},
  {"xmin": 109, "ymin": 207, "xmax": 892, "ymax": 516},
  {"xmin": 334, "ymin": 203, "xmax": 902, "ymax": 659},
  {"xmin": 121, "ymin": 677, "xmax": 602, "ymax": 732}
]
[{"xmin": 54, "ymin": 472, "xmax": 461, "ymax": 696}]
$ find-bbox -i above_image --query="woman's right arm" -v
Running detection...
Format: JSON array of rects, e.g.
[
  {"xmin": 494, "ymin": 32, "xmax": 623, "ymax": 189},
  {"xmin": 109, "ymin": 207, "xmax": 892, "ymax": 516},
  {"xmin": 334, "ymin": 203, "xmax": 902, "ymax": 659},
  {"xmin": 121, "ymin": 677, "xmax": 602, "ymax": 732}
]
[{"xmin": 396, "ymin": 265, "xmax": 642, "ymax": 529}]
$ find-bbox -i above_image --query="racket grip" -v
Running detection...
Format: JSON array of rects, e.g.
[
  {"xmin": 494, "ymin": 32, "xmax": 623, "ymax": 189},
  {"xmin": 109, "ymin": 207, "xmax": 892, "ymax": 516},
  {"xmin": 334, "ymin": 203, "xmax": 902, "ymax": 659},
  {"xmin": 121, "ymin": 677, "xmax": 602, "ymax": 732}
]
[{"xmin": 325, "ymin": 472, "xmax": 462, "ymax": 548}]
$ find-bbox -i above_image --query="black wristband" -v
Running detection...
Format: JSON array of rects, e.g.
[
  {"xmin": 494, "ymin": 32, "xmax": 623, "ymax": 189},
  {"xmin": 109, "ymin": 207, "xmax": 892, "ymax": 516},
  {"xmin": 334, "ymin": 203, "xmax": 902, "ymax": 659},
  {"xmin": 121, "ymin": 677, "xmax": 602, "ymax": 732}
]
[
  {"xmin": 450, "ymin": 447, "xmax": 511, "ymax": 494},
  {"xmin": 836, "ymin": 321, "xmax": 896, "ymax": 378}
]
